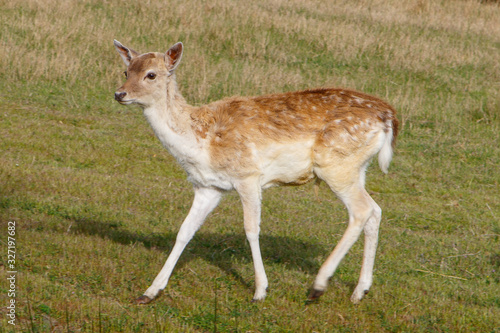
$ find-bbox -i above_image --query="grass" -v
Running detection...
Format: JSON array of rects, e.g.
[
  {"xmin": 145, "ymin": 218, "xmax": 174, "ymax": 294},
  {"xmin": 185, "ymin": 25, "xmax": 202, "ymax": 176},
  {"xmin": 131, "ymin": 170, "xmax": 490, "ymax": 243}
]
[{"xmin": 1, "ymin": 0, "xmax": 499, "ymax": 331}]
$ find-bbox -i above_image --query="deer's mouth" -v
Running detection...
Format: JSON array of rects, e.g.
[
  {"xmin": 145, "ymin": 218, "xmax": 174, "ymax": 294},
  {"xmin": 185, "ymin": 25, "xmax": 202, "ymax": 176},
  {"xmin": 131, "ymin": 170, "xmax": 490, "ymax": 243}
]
[
  {"xmin": 114, "ymin": 91, "xmax": 135, "ymax": 105},
  {"xmin": 116, "ymin": 99, "xmax": 134, "ymax": 105}
]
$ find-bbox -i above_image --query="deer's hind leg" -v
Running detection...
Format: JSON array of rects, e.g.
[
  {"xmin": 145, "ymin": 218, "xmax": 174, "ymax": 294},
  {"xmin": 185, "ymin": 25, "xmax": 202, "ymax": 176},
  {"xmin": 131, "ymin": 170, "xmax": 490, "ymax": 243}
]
[{"xmin": 309, "ymin": 164, "xmax": 381, "ymax": 303}]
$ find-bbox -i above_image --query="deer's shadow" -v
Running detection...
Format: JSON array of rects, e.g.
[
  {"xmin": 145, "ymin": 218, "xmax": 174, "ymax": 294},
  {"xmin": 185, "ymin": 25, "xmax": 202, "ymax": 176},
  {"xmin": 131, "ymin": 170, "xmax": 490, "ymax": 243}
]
[{"xmin": 71, "ymin": 216, "xmax": 328, "ymax": 291}]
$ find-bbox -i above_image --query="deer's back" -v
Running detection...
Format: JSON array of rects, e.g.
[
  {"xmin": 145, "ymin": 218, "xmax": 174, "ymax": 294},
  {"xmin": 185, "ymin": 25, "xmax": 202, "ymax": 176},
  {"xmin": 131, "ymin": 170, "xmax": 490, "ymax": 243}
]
[{"xmin": 190, "ymin": 88, "xmax": 398, "ymax": 182}]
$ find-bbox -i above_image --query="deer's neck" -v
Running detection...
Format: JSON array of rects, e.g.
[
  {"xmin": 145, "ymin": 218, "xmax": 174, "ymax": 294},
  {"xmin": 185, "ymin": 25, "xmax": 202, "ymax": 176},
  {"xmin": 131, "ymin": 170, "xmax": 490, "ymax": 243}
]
[{"xmin": 143, "ymin": 77, "xmax": 199, "ymax": 160}]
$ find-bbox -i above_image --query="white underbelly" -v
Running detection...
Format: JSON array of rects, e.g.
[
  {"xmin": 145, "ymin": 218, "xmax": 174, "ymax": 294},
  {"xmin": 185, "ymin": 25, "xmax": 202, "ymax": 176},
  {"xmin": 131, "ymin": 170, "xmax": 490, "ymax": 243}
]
[
  {"xmin": 184, "ymin": 161, "xmax": 234, "ymax": 190},
  {"xmin": 257, "ymin": 140, "xmax": 315, "ymax": 188}
]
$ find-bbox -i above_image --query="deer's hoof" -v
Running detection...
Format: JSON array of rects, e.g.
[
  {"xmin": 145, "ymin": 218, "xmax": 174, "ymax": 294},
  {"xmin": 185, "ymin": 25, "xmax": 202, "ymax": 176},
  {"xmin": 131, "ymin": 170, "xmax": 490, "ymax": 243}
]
[
  {"xmin": 135, "ymin": 295, "xmax": 153, "ymax": 305},
  {"xmin": 307, "ymin": 288, "xmax": 325, "ymax": 301}
]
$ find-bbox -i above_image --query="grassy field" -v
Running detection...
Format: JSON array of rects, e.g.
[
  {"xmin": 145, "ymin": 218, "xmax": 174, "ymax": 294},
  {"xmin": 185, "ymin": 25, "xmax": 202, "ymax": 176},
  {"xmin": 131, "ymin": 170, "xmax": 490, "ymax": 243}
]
[{"xmin": 1, "ymin": 0, "xmax": 499, "ymax": 331}]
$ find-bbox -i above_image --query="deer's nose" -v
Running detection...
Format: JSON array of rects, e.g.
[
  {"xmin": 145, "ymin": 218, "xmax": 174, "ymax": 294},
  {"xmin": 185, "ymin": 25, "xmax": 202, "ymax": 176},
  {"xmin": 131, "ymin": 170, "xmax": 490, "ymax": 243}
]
[{"xmin": 114, "ymin": 91, "xmax": 127, "ymax": 101}]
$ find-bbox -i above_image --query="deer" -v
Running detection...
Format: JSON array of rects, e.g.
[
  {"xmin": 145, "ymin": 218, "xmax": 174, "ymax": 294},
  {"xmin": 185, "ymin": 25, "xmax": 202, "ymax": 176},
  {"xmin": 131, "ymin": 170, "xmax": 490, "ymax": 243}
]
[{"xmin": 113, "ymin": 39, "xmax": 399, "ymax": 305}]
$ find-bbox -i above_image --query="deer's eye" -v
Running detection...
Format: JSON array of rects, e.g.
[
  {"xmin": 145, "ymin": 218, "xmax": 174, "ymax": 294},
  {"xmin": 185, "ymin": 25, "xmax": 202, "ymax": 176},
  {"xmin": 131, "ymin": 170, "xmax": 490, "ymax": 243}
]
[
  {"xmin": 146, "ymin": 72, "xmax": 157, "ymax": 80},
  {"xmin": 123, "ymin": 71, "xmax": 127, "ymax": 78}
]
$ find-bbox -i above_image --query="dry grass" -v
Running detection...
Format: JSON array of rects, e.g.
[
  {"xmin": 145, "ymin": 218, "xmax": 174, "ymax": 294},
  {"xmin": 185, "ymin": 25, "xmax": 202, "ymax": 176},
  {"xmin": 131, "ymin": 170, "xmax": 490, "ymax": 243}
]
[
  {"xmin": 2, "ymin": 0, "xmax": 499, "ymax": 98},
  {"xmin": 1, "ymin": 0, "xmax": 499, "ymax": 331}
]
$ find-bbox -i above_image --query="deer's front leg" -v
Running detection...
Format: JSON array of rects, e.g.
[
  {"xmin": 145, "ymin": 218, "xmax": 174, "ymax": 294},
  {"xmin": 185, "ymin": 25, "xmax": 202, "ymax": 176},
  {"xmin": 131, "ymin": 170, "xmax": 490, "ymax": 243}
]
[
  {"xmin": 236, "ymin": 179, "xmax": 268, "ymax": 301},
  {"xmin": 137, "ymin": 186, "xmax": 222, "ymax": 304}
]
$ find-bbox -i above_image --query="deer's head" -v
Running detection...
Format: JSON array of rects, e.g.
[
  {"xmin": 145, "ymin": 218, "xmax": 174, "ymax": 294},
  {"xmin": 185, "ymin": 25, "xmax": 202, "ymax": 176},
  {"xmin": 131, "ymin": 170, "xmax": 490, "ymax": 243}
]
[{"xmin": 114, "ymin": 40, "xmax": 183, "ymax": 108}]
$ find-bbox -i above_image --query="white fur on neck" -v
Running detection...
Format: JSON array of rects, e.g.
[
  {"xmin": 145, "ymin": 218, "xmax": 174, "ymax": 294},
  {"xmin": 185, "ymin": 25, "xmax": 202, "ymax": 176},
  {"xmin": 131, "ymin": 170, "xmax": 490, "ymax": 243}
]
[{"xmin": 142, "ymin": 80, "xmax": 233, "ymax": 191}]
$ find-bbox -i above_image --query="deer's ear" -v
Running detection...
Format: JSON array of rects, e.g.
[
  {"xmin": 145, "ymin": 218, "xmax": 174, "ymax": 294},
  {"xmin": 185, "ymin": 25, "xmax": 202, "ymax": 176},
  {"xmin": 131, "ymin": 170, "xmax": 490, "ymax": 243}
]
[
  {"xmin": 114, "ymin": 40, "xmax": 139, "ymax": 66},
  {"xmin": 165, "ymin": 42, "xmax": 183, "ymax": 74}
]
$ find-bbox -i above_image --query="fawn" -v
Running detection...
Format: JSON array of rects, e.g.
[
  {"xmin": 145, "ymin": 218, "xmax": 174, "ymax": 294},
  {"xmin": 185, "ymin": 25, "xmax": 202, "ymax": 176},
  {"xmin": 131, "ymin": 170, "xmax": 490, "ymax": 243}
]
[{"xmin": 114, "ymin": 40, "xmax": 398, "ymax": 304}]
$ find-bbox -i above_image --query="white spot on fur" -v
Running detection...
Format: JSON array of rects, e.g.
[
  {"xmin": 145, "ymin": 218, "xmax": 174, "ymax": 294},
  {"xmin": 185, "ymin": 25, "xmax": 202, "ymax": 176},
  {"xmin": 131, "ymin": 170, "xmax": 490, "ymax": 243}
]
[{"xmin": 354, "ymin": 97, "xmax": 366, "ymax": 104}]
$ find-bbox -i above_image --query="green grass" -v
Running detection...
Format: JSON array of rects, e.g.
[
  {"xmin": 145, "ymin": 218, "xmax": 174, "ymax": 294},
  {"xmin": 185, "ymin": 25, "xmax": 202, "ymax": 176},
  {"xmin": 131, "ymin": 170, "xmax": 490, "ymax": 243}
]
[{"xmin": 1, "ymin": 0, "xmax": 499, "ymax": 331}]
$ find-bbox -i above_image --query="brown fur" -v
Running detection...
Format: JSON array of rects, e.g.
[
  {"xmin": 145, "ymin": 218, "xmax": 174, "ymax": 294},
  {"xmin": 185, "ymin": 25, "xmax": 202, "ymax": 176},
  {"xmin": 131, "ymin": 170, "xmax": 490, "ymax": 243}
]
[{"xmin": 191, "ymin": 88, "xmax": 398, "ymax": 180}]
